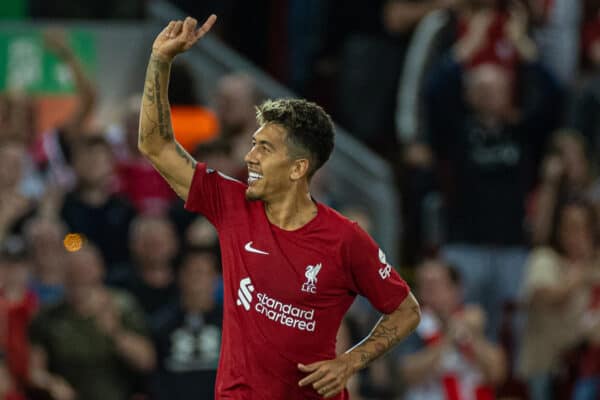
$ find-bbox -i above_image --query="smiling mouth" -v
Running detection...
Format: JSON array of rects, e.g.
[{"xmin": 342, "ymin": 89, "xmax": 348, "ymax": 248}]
[{"xmin": 248, "ymin": 171, "xmax": 263, "ymax": 185}]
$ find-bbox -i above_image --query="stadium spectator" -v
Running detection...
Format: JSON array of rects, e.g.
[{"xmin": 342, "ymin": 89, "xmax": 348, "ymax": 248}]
[
  {"xmin": 528, "ymin": 130, "xmax": 599, "ymax": 245},
  {"xmin": 28, "ymin": 243, "xmax": 155, "ymax": 400},
  {"xmin": 326, "ymin": 0, "xmax": 455, "ymax": 158},
  {"xmin": 150, "ymin": 249, "xmax": 222, "ymax": 400},
  {"xmin": 424, "ymin": 0, "xmax": 562, "ymax": 337},
  {"xmin": 59, "ymin": 136, "xmax": 136, "ymax": 268},
  {"xmin": 0, "ymin": 143, "xmax": 38, "ymax": 245},
  {"xmin": 23, "ymin": 218, "xmax": 68, "ymax": 305},
  {"xmin": 398, "ymin": 259, "xmax": 506, "ymax": 400},
  {"xmin": 112, "ymin": 94, "xmax": 178, "ymax": 214},
  {"xmin": 109, "ymin": 215, "xmax": 179, "ymax": 320},
  {"xmin": 33, "ymin": 29, "xmax": 96, "ymax": 191},
  {"xmin": 0, "ymin": 238, "xmax": 37, "ymax": 390},
  {"xmin": 518, "ymin": 200, "xmax": 600, "ymax": 400},
  {"xmin": 214, "ymin": 73, "xmax": 261, "ymax": 174}
]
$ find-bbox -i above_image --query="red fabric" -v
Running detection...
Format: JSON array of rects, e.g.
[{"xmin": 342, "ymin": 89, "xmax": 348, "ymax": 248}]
[
  {"xmin": 0, "ymin": 291, "xmax": 38, "ymax": 384},
  {"xmin": 589, "ymin": 285, "xmax": 600, "ymax": 310},
  {"xmin": 475, "ymin": 385, "xmax": 495, "ymax": 400},
  {"xmin": 457, "ymin": 12, "xmax": 519, "ymax": 70},
  {"xmin": 184, "ymin": 163, "xmax": 409, "ymax": 399},
  {"xmin": 5, "ymin": 392, "xmax": 26, "ymax": 400},
  {"xmin": 578, "ymin": 345, "xmax": 600, "ymax": 378},
  {"xmin": 116, "ymin": 158, "xmax": 177, "ymax": 214},
  {"xmin": 443, "ymin": 375, "xmax": 461, "ymax": 400}
]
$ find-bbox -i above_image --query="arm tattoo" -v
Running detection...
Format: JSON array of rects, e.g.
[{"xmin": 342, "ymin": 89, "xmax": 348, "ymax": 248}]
[
  {"xmin": 353, "ymin": 314, "xmax": 401, "ymax": 365},
  {"xmin": 140, "ymin": 55, "xmax": 173, "ymax": 144},
  {"xmin": 176, "ymin": 143, "xmax": 197, "ymax": 169},
  {"xmin": 153, "ymin": 59, "xmax": 173, "ymax": 141},
  {"xmin": 350, "ymin": 302, "xmax": 419, "ymax": 367}
]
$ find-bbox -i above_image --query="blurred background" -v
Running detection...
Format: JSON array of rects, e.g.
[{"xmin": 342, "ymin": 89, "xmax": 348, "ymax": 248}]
[{"xmin": 1, "ymin": 0, "xmax": 600, "ymax": 399}]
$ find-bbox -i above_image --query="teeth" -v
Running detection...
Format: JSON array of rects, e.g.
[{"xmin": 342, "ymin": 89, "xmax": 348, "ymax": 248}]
[{"xmin": 248, "ymin": 172, "xmax": 263, "ymax": 184}]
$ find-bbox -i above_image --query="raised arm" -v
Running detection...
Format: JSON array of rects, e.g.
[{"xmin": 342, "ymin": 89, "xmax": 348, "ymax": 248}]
[
  {"xmin": 43, "ymin": 29, "xmax": 96, "ymax": 142},
  {"xmin": 138, "ymin": 15, "xmax": 216, "ymax": 200}
]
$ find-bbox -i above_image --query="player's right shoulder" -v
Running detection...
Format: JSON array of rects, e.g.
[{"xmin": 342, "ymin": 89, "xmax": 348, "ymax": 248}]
[
  {"xmin": 193, "ymin": 163, "xmax": 247, "ymax": 193},
  {"xmin": 185, "ymin": 163, "xmax": 249, "ymax": 217}
]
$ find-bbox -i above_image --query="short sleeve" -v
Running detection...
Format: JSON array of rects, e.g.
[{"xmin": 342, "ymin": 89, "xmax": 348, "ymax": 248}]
[
  {"xmin": 344, "ymin": 223, "xmax": 410, "ymax": 314},
  {"xmin": 184, "ymin": 163, "xmax": 246, "ymax": 228},
  {"xmin": 521, "ymin": 247, "xmax": 562, "ymax": 300}
]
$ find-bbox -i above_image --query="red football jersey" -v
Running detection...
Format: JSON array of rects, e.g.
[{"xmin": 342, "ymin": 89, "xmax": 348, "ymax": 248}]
[{"xmin": 185, "ymin": 163, "xmax": 410, "ymax": 399}]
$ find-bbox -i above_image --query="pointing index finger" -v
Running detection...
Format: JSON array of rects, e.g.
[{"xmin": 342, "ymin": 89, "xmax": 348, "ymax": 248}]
[{"xmin": 194, "ymin": 14, "xmax": 217, "ymax": 40}]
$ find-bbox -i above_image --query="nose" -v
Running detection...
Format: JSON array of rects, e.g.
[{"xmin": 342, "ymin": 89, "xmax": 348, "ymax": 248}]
[{"xmin": 244, "ymin": 146, "xmax": 257, "ymax": 164}]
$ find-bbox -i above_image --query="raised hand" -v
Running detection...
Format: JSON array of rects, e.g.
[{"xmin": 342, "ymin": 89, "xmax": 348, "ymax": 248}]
[
  {"xmin": 43, "ymin": 28, "xmax": 71, "ymax": 57},
  {"xmin": 152, "ymin": 15, "xmax": 217, "ymax": 61}
]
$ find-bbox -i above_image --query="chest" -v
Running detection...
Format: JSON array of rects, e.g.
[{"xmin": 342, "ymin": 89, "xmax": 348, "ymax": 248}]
[
  {"xmin": 459, "ymin": 122, "xmax": 523, "ymax": 170},
  {"xmin": 222, "ymin": 216, "xmax": 348, "ymax": 307},
  {"xmin": 46, "ymin": 316, "xmax": 115, "ymax": 365}
]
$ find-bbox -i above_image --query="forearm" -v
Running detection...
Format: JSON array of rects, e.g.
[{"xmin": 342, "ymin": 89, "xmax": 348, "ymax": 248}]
[
  {"xmin": 139, "ymin": 52, "xmax": 177, "ymax": 156},
  {"xmin": 56, "ymin": 48, "xmax": 96, "ymax": 137},
  {"xmin": 399, "ymin": 342, "xmax": 446, "ymax": 385},
  {"xmin": 469, "ymin": 337, "xmax": 506, "ymax": 385},
  {"xmin": 112, "ymin": 330, "xmax": 156, "ymax": 372},
  {"xmin": 344, "ymin": 293, "xmax": 421, "ymax": 372},
  {"xmin": 63, "ymin": 53, "xmax": 95, "ymax": 113}
]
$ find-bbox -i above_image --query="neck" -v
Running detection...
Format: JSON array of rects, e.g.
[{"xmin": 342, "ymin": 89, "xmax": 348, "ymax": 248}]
[
  {"xmin": 183, "ymin": 292, "xmax": 214, "ymax": 314},
  {"xmin": 264, "ymin": 186, "xmax": 317, "ymax": 231},
  {"xmin": 78, "ymin": 185, "xmax": 110, "ymax": 206}
]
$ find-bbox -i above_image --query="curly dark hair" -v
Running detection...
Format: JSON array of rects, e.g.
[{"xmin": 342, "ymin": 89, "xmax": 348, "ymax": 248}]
[{"xmin": 256, "ymin": 98, "xmax": 335, "ymax": 178}]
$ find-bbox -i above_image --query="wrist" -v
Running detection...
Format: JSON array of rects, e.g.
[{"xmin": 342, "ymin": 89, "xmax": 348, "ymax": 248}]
[
  {"xmin": 341, "ymin": 351, "xmax": 363, "ymax": 374},
  {"xmin": 151, "ymin": 50, "xmax": 174, "ymax": 63}
]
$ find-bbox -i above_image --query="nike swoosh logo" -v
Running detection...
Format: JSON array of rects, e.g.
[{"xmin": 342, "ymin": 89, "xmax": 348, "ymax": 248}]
[{"xmin": 244, "ymin": 241, "xmax": 269, "ymax": 255}]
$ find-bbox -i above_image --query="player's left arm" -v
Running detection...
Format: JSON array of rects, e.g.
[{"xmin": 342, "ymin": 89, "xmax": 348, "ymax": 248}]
[{"xmin": 298, "ymin": 292, "xmax": 421, "ymax": 398}]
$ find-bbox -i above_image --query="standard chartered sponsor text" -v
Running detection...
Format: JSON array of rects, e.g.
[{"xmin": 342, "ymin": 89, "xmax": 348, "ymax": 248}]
[{"xmin": 255, "ymin": 293, "xmax": 316, "ymax": 331}]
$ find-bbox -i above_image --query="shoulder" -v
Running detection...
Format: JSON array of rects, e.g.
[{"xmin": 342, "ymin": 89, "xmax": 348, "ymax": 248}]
[
  {"xmin": 317, "ymin": 204, "xmax": 359, "ymax": 236},
  {"xmin": 313, "ymin": 204, "xmax": 365, "ymax": 249},
  {"xmin": 194, "ymin": 163, "xmax": 247, "ymax": 191}
]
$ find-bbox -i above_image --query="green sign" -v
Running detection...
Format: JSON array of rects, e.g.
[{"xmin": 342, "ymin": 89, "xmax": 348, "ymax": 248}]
[{"xmin": 0, "ymin": 30, "xmax": 95, "ymax": 93}]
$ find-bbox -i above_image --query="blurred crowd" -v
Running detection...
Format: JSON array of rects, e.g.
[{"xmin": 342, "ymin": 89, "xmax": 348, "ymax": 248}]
[{"xmin": 2, "ymin": 0, "xmax": 600, "ymax": 399}]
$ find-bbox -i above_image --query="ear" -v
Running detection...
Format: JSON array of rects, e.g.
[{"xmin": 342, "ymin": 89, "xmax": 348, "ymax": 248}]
[{"xmin": 290, "ymin": 158, "xmax": 310, "ymax": 181}]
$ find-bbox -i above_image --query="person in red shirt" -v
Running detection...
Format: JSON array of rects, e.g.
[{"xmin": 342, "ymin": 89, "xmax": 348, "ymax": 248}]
[
  {"xmin": 0, "ymin": 238, "xmax": 38, "ymax": 393},
  {"xmin": 138, "ymin": 15, "xmax": 421, "ymax": 399}
]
